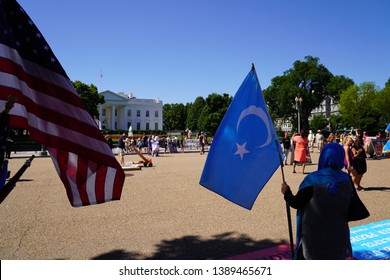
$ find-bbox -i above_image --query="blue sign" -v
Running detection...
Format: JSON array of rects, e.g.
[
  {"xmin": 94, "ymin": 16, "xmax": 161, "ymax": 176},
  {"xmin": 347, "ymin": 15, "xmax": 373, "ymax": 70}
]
[{"xmin": 350, "ymin": 220, "xmax": 390, "ymax": 260}]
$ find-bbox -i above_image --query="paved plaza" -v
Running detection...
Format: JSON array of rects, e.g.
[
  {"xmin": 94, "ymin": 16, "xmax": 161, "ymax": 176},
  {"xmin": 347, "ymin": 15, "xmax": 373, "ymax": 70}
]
[{"xmin": 0, "ymin": 150, "xmax": 389, "ymax": 260}]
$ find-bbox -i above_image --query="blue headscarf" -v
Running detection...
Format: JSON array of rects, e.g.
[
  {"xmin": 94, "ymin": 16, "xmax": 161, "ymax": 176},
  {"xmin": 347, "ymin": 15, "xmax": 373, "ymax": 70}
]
[
  {"xmin": 294, "ymin": 142, "xmax": 351, "ymax": 259},
  {"xmin": 299, "ymin": 142, "xmax": 350, "ymax": 193}
]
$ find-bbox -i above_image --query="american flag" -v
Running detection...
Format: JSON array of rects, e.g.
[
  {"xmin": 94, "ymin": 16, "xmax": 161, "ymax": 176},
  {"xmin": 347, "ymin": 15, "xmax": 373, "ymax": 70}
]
[{"xmin": 0, "ymin": 0, "xmax": 125, "ymax": 206}]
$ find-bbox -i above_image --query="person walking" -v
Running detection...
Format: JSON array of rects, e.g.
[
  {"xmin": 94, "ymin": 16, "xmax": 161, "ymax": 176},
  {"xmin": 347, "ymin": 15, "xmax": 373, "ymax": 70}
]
[
  {"xmin": 117, "ymin": 132, "xmax": 127, "ymax": 165},
  {"xmin": 281, "ymin": 131, "xmax": 291, "ymax": 165},
  {"xmin": 292, "ymin": 130, "xmax": 309, "ymax": 174},
  {"xmin": 281, "ymin": 142, "xmax": 353, "ymax": 259},
  {"xmin": 315, "ymin": 130, "xmax": 324, "ymax": 152},
  {"xmin": 308, "ymin": 130, "xmax": 315, "ymax": 152},
  {"xmin": 352, "ymin": 136, "xmax": 367, "ymax": 191},
  {"xmin": 198, "ymin": 132, "xmax": 205, "ymax": 155},
  {"xmin": 343, "ymin": 137, "xmax": 355, "ymax": 176}
]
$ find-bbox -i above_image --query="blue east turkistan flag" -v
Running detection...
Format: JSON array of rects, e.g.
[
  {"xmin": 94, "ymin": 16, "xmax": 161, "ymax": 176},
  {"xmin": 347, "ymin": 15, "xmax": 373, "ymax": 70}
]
[
  {"xmin": 199, "ymin": 65, "xmax": 282, "ymax": 210},
  {"xmin": 386, "ymin": 123, "xmax": 390, "ymax": 133}
]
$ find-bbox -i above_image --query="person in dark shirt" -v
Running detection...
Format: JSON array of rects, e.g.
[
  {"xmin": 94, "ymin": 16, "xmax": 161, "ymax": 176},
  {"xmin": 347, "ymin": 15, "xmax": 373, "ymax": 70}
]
[
  {"xmin": 281, "ymin": 142, "xmax": 353, "ymax": 260},
  {"xmin": 281, "ymin": 131, "xmax": 291, "ymax": 165},
  {"xmin": 117, "ymin": 132, "xmax": 127, "ymax": 165},
  {"xmin": 0, "ymin": 96, "xmax": 16, "ymax": 166},
  {"xmin": 0, "ymin": 96, "xmax": 16, "ymax": 186}
]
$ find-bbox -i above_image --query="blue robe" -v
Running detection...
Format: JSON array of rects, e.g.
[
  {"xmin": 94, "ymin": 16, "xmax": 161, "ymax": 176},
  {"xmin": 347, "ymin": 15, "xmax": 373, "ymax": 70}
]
[{"xmin": 294, "ymin": 142, "xmax": 352, "ymax": 259}]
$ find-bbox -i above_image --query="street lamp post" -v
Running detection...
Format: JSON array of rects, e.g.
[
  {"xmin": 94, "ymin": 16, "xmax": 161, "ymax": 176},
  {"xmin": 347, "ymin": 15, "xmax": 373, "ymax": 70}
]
[{"xmin": 295, "ymin": 96, "xmax": 303, "ymax": 132}]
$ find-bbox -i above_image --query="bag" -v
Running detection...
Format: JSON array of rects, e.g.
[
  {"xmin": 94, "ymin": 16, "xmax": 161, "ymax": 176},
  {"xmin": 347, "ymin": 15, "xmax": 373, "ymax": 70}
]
[{"xmin": 348, "ymin": 187, "xmax": 370, "ymax": 221}]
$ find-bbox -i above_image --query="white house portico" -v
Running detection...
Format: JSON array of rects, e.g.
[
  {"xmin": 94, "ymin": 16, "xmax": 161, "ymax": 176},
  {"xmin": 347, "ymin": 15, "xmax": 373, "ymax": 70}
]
[{"xmin": 98, "ymin": 90, "xmax": 163, "ymax": 131}]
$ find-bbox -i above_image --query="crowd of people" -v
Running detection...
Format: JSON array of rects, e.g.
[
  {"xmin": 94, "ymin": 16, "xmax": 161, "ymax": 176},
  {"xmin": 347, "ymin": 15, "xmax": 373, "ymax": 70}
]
[
  {"xmin": 281, "ymin": 128, "xmax": 368, "ymax": 191},
  {"xmin": 111, "ymin": 130, "xmax": 208, "ymax": 165}
]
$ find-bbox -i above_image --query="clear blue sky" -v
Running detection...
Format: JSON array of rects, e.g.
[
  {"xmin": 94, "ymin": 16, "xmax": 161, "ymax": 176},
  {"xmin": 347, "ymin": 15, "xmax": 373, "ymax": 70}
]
[{"xmin": 18, "ymin": 0, "xmax": 390, "ymax": 104}]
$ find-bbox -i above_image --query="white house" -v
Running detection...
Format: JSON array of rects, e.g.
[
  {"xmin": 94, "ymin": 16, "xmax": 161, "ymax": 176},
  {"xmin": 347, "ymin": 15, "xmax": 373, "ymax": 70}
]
[
  {"xmin": 278, "ymin": 96, "xmax": 340, "ymax": 132},
  {"xmin": 98, "ymin": 90, "xmax": 163, "ymax": 131},
  {"xmin": 310, "ymin": 96, "xmax": 340, "ymax": 119}
]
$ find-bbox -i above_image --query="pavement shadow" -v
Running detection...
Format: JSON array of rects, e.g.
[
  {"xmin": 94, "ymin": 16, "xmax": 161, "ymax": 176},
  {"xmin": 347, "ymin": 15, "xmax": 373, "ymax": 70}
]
[
  {"xmin": 15, "ymin": 179, "xmax": 34, "ymax": 182},
  {"xmin": 91, "ymin": 232, "xmax": 288, "ymax": 260},
  {"xmin": 363, "ymin": 186, "xmax": 390, "ymax": 192}
]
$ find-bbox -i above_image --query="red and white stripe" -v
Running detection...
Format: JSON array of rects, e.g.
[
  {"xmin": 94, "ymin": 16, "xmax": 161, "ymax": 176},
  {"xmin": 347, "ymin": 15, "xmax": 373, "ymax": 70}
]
[{"xmin": 0, "ymin": 43, "xmax": 125, "ymax": 207}]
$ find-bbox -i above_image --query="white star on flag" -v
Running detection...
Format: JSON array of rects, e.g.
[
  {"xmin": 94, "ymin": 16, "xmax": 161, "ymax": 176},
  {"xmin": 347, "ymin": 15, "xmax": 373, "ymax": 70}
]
[{"xmin": 234, "ymin": 142, "xmax": 250, "ymax": 160}]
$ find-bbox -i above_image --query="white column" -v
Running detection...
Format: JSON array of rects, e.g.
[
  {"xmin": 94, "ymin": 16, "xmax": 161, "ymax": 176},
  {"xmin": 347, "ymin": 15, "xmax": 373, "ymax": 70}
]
[
  {"xmin": 99, "ymin": 105, "xmax": 103, "ymax": 129},
  {"xmin": 111, "ymin": 105, "xmax": 116, "ymax": 130},
  {"xmin": 124, "ymin": 105, "xmax": 129, "ymax": 130}
]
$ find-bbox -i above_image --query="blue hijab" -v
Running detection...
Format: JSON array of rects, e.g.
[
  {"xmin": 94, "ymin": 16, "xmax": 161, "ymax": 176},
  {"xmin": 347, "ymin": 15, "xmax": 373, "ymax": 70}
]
[{"xmin": 294, "ymin": 142, "xmax": 351, "ymax": 259}]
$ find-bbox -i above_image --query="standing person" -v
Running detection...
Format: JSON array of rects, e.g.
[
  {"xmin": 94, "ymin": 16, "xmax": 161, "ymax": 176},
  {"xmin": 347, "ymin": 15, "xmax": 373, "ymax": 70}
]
[
  {"xmin": 117, "ymin": 132, "xmax": 127, "ymax": 165},
  {"xmin": 315, "ymin": 130, "xmax": 324, "ymax": 152},
  {"xmin": 343, "ymin": 137, "xmax": 355, "ymax": 176},
  {"xmin": 352, "ymin": 137, "xmax": 367, "ymax": 191},
  {"xmin": 281, "ymin": 131, "xmax": 291, "ymax": 165},
  {"xmin": 355, "ymin": 129, "xmax": 364, "ymax": 146},
  {"xmin": 281, "ymin": 142, "xmax": 353, "ymax": 260},
  {"xmin": 335, "ymin": 132, "xmax": 341, "ymax": 144},
  {"xmin": 142, "ymin": 133, "xmax": 148, "ymax": 154},
  {"xmin": 327, "ymin": 133, "xmax": 336, "ymax": 143},
  {"xmin": 290, "ymin": 132, "xmax": 296, "ymax": 165},
  {"xmin": 308, "ymin": 130, "xmax": 315, "ymax": 152},
  {"xmin": 292, "ymin": 130, "xmax": 309, "ymax": 174},
  {"xmin": 0, "ymin": 96, "xmax": 16, "ymax": 182},
  {"xmin": 148, "ymin": 135, "xmax": 153, "ymax": 155},
  {"xmin": 199, "ymin": 131, "xmax": 205, "ymax": 155},
  {"xmin": 180, "ymin": 135, "xmax": 185, "ymax": 153}
]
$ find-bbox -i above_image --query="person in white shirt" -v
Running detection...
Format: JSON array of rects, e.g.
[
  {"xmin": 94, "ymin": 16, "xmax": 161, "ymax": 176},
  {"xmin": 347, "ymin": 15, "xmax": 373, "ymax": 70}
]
[
  {"xmin": 308, "ymin": 130, "xmax": 315, "ymax": 152},
  {"xmin": 315, "ymin": 130, "xmax": 325, "ymax": 152}
]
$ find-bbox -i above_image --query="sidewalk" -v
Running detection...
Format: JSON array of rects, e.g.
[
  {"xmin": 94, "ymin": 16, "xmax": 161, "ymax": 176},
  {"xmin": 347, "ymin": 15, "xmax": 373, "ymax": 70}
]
[{"xmin": 1, "ymin": 149, "xmax": 389, "ymax": 260}]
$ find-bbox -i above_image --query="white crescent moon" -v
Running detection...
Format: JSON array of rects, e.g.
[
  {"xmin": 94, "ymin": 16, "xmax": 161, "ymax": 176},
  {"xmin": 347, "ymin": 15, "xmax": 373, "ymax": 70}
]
[{"xmin": 236, "ymin": 105, "xmax": 272, "ymax": 148}]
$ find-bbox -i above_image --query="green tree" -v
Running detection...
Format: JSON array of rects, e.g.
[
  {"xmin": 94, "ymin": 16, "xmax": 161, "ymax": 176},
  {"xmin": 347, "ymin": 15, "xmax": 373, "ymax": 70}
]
[
  {"xmin": 263, "ymin": 56, "xmax": 353, "ymax": 131},
  {"xmin": 339, "ymin": 85, "xmax": 363, "ymax": 129},
  {"xmin": 162, "ymin": 103, "xmax": 188, "ymax": 131},
  {"xmin": 72, "ymin": 80, "xmax": 104, "ymax": 118},
  {"xmin": 374, "ymin": 78, "xmax": 390, "ymax": 125},
  {"xmin": 198, "ymin": 93, "xmax": 232, "ymax": 135},
  {"xmin": 329, "ymin": 114, "xmax": 345, "ymax": 131},
  {"xmin": 339, "ymin": 82, "xmax": 383, "ymax": 133},
  {"xmin": 309, "ymin": 115, "xmax": 328, "ymax": 132},
  {"xmin": 186, "ymin": 96, "xmax": 205, "ymax": 131}
]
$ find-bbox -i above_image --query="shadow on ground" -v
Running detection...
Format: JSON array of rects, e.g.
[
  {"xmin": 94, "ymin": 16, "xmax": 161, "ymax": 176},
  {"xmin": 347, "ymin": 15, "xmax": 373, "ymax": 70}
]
[
  {"xmin": 92, "ymin": 232, "xmax": 288, "ymax": 260},
  {"xmin": 363, "ymin": 186, "xmax": 390, "ymax": 191}
]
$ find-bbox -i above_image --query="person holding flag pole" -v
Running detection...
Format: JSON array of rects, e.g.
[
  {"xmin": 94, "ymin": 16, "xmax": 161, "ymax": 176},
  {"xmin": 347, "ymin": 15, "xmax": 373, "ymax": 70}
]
[
  {"xmin": 281, "ymin": 142, "xmax": 355, "ymax": 259},
  {"xmin": 200, "ymin": 64, "xmax": 294, "ymax": 257}
]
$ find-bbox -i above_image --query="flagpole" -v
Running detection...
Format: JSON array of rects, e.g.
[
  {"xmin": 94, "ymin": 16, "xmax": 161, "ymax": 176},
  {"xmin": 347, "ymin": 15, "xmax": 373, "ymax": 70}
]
[
  {"xmin": 0, "ymin": 155, "xmax": 35, "ymax": 204},
  {"xmin": 252, "ymin": 63, "xmax": 295, "ymax": 258},
  {"xmin": 275, "ymin": 139, "xmax": 295, "ymax": 258}
]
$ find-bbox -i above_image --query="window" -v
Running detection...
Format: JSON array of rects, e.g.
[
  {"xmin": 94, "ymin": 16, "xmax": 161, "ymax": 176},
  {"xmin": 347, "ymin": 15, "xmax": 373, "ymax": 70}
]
[
  {"xmin": 137, "ymin": 110, "xmax": 141, "ymax": 117},
  {"xmin": 155, "ymin": 122, "xmax": 159, "ymax": 130},
  {"xmin": 115, "ymin": 109, "xmax": 117, "ymax": 117},
  {"xmin": 127, "ymin": 110, "xmax": 131, "ymax": 117},
  {"xmin": 155, "ymin": 110, "xmax": 158, "ymax": 117},
  {"xmin": 146, "ymin": 122, "xmax": 150, "ymax": 130},
  {"xmin": 102, "ymin": 109, "xmax": 106, "ymax": 116},
  {"xmin": 146, "ymin": 110, "xmax": 150, "ymax": 117},
  {"xmin": 137, "ymin": 122, "xmax": 141, "ymax": 130}
]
